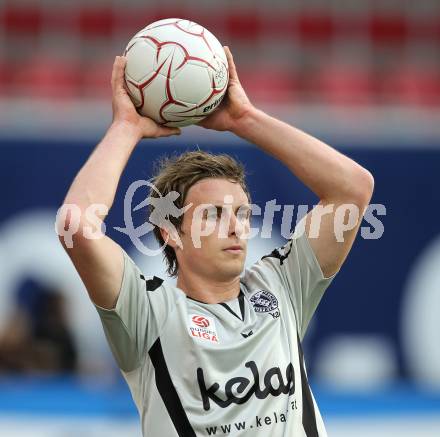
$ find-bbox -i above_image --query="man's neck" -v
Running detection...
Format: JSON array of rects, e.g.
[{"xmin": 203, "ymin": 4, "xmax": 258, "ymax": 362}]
[{"xmin": 176, "ymin": 273, "xmax": 241, "ymax": 304}]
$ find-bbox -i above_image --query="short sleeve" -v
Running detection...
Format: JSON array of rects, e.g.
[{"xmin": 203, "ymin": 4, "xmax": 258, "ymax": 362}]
[
  {"xmin": 94, "ymin": 250, "xmax": 176, "ymax": 372},
  {"xmin": 246, "ymin": 221, "xmax": 336, "ymax": 339}
]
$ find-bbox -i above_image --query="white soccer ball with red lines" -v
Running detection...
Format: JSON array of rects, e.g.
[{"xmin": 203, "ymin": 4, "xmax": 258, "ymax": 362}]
[{"xmin": 124, "ymin": 18, "xmax": 229, "ymax": 127}]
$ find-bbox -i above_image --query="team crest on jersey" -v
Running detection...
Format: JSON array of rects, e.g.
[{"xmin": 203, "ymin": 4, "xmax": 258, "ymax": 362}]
[
  {"xmin": 250, "ymin": 290, "xmax": 279, "ymax": 313},
  {"xmin": 188, "ymin": 314, "xmax": 219, "ymax": 343}
]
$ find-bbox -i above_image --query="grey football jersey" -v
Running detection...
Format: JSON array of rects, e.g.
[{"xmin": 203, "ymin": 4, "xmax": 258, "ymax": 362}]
[{"xmin": 96, "ymin": 226, "xmax": 335, "ymax": 436}]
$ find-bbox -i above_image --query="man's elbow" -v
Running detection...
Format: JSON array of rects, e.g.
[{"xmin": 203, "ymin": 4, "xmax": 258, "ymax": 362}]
[
  {"xmin": 354, "ymin": 168, "xmax": 375, "ymax": 206},
  {"xmin": 340, "ymin": 166, "xmax": 374, "ymax": 208}
]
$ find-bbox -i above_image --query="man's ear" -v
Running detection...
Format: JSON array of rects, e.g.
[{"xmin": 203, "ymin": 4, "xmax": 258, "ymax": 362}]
[{"xmin": 159, "ymin": 226, "xmax": 182, "ymax": 250}]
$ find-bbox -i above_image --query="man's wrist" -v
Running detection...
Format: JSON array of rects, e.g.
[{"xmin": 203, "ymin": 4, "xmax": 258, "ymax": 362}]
[
  {"xmin": 231, "ymin": 106, "xmax": 265, "ymax": 139},
  {"xmin": 107, "ymin": 121, "xmax": 142, "ymax": 145}
]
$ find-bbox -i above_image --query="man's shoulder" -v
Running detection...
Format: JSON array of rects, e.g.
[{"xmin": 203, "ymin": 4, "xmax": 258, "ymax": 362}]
[{"xmin": 241, "ymin": 254, "xmax": 284, "ymax": 291}]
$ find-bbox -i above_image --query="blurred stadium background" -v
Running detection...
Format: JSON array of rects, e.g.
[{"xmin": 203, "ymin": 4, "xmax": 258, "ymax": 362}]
[{"xmin": 1, "ymin": 0, "xmax": 440, "ymax": 436}]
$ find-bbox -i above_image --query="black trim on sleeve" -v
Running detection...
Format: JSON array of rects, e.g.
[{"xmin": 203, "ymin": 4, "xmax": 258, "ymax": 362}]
[
  {"xmin": 297, "ymin": 334, "xmax": 319, "ymax": 437},
  {"xmin": 140, "ymin": 274, "xmax": 164, "ymax": 292},
  {"xmin": 261, "ymin": 240, "xmax": 293, "ymax": 266},
  {"xmin": 149, "ymin": 339, "xmax": 196, "ymax": 437}
]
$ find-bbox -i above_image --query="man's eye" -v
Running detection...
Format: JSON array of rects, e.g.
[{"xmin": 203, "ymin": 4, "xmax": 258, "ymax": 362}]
[
  {"xmin": 205, "ymin": 210, "xmax": 219, "ymax": 221},
  {"xmin": 237, "ymin": 210, "xmax": 250, "ymax": 221}
]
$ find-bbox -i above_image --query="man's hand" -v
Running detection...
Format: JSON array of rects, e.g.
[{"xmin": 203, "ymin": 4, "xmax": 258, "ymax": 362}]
[
  {"xmin": 197, "ymin": 47, "xmax": 254, "ymax": 133},
  {"xmin": 111, "ymin": 56, "xmax": 181, "ymax": 140}
]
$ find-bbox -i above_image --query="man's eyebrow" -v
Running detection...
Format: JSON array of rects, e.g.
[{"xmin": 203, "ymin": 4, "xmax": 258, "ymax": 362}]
[{"xmin": 236, "ymin": 204, "xmax": 251, "ymax": 212}]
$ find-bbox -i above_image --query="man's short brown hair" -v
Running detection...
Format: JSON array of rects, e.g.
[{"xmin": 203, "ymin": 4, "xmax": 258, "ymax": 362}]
[{"xmin": 149, "ymin": 150, "xmax": 250, "ymax": 277}]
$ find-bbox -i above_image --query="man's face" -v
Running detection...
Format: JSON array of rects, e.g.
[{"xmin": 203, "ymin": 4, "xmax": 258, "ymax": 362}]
[{"xmin": 175, "ymin": 178, "xmax": 250, "ymax": 282}]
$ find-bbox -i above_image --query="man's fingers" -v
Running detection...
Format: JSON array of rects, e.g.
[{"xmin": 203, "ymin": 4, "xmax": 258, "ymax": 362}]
[
  {"xmin": 223, "ymin": 46, "xmax": 239, "ymax": 83},
  {"xmin": 110, "ymin": 56, "xmax": 120, "ymax": 91},
  {"xmin": 196, "ymin": 118, "xmax": 209, "ymax": 128},
  {"xmin": 156, "ymin": 126, "xmax": 181, "ymax": 137},
  {"xmin": 111, "ymin": 56, "xmax": 127, "ymax": 95}
]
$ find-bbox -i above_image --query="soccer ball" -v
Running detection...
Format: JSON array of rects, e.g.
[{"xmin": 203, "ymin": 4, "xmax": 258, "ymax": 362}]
[{"xmin": 124, "ymin": 18, "xmax": 229, "ymax": 127}]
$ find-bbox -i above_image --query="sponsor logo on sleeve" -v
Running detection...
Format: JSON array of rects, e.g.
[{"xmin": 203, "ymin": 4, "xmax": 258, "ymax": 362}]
[{"xmin": 188, "ymin": 314, "xmax": 219, "ymax": 343}]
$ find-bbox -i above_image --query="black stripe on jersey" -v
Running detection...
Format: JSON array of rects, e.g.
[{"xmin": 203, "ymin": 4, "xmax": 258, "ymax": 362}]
[
  {"xmin": 219, "ymin": 290, "xmax": 245, "ymax": 321},
  {"xmin": 297, "ymin": 334, "xmax": 319, "ymax": 437},
  {"xmin": 238, "ymin": 290, "xmax": 245, "ymax": 320},
  {"xmin": 149, "ymin": 339, "xmax": 196, "ymax": 437}
]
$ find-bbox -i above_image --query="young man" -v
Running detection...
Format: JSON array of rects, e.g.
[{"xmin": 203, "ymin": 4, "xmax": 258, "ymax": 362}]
[{"xmin": 58, "ymin": 48, "xmax": 374, "ymax": 436}]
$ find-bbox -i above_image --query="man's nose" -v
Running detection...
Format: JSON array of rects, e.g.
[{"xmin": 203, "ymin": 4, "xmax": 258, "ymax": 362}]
[{"xmin": 229, "ymin": 211, "xmax": 246, "ymax": 238}]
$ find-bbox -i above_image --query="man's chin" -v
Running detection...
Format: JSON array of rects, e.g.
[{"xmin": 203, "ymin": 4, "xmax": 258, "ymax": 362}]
[{"xmin": 216, "ymin": 259, "xmax": 246, "ymax": 280}]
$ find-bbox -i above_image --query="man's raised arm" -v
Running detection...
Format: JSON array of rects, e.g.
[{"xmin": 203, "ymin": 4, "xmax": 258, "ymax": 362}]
[
  {"xmin": 57, "ymin": 56, "xmax": 180, "ymax": 309},
  {"xmin": 233, "ymin": 108, "xmax": 374, "ymax": 277},
  {"xmin": 199, "ymin": 47, "xmax": 374, "ymax": 278}
]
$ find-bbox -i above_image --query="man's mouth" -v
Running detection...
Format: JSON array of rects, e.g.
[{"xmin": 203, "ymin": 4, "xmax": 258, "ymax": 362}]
[{"xmin": 223, "ymin": 245, "xmax": 243, "ymax": 254}]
